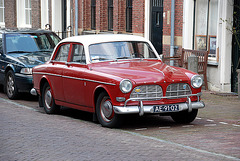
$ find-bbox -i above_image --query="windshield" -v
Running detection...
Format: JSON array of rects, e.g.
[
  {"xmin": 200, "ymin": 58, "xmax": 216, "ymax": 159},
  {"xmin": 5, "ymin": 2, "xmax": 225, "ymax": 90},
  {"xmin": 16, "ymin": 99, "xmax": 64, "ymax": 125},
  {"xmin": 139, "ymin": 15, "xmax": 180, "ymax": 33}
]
[
  {"xmin": 89, "ymin": 41, "xmax": 157, "ymax": 62},
  {"xmin": 6, "ymin": 33, "xmax": 60, "ymax": 53}
]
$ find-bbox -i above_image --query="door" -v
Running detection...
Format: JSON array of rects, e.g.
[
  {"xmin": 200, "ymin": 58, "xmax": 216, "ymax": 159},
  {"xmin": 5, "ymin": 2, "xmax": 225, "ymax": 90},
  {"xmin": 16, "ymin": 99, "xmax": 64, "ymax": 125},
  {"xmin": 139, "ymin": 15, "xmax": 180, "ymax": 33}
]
[
  {"xmin": 151, "ymin": 0, "xmax": 163, "ymax": 54},
  {"xmin": 63, "ymin": 44, "xmax": 87, "ymax": 108},
  {"xmin": 231, "ymin": 0, "xmax": 240, "ymax": 93}
]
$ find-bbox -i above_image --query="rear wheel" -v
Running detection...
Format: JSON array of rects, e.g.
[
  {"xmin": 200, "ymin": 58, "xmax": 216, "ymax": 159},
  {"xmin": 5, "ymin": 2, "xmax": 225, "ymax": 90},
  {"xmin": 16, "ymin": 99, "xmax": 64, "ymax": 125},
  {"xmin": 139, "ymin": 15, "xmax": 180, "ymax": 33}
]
[
  {"xmin": 5, "ymin": 70, "xmax": 19, "ymax": 99},
  {"xmin": 171, "ymin": 109, "xmax": 198, "ymax": 124},
  {"xmin": 42, "ymin": 83, "xmax": 60, "ymax": 114},
  {"xmin": 96, "ymin": 92, "xmax": 122, "ymax": 128}
]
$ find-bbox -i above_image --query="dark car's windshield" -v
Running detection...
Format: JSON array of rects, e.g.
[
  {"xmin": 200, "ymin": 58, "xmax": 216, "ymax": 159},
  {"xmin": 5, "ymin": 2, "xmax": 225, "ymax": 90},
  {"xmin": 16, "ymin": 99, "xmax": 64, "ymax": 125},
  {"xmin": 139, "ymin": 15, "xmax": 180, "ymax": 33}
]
[
  {"xmin": 6, "ymin": 33, "xmax": 60, "ymax": 54},
  {"xmin": 89, "ymin": 41, "xmax": 158, "ymax": 62}
]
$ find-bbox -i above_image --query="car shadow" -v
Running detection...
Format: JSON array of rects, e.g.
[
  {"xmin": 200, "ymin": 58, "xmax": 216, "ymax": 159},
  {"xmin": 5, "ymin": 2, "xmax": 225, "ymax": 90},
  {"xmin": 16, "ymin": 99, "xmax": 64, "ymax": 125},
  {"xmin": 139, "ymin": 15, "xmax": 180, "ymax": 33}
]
[
  {"xmin": 58, "ymin": 106, "xmax": 178, "ymax": 129},
  {"xmin": 0, "ymin": 84, "xmax": 38, "ymax": 101}
]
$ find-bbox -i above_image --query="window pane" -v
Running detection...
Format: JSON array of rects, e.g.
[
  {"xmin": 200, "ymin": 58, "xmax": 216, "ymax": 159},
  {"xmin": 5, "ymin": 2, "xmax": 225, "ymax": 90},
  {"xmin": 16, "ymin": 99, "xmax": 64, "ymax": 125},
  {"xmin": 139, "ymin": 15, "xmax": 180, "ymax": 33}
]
[
  {"xmin": 0, "ymin": 8, "xmax": 3, "ymax": 22},
  {"xmin": 0, "ymin": 0, "xmax": 3, "ymax": 7},
  {"xmin": 72, "ymin": 44, "xmax": 85, "ymax": 64},
  {"xmin": 126, "ymin": 0, "xmax": 132, "ymax": 32},
  {"xmin": 108, "ymin": 0, "xmax": 113, "ymax": 30},
  {"xmin": 89, "ymin": 41, "xmax": 157, "ymax": 62},
  {"xmin": 55, "ymin": 44, "xmax": 70, "ymax": 62},
  {"xmin": 91, "ymin": 0, "xmax": 96, "ymax": 29}
]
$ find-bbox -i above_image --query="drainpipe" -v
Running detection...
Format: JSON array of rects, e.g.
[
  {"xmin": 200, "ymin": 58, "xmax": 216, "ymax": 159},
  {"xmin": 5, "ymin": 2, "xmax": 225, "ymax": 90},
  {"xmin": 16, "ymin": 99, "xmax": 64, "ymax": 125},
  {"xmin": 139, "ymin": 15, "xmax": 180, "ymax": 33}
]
[
  {"xmin": 75, "ymin": 0, "xmax": 78, "ymax": 36},
  {"xmin": 170, "ymin": 0, "xmax": 175, "ymax": 66},
  {"xmin": 192, "ymin": 0, "xmax": 196, "ymax": 50}
]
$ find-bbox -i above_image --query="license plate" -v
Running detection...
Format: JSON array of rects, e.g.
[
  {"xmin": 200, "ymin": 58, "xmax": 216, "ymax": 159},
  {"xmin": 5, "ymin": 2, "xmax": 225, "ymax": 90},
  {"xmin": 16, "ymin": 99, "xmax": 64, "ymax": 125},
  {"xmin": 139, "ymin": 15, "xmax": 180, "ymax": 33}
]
[{"xmin": 153, "ymin": 105, "xmax": 179, "ymax": 113}]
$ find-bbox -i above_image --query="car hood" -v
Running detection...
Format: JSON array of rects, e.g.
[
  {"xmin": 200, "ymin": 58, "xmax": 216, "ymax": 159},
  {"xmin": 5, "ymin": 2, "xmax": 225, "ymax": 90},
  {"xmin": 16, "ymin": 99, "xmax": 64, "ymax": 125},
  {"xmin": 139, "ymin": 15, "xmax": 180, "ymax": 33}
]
[
  {"xmin": 90, "ymin": 60, "xmax": 192, "ymax": 84},
  {"xmin": 7, "ymin": 52, "xmax": 52, "ymax": 67}
]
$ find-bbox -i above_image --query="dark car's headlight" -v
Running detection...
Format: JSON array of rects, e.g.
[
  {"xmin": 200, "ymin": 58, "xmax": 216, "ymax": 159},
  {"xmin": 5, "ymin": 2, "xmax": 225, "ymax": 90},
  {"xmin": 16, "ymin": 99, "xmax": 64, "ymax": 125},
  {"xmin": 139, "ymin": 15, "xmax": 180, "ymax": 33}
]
[
  {"xmin": 191, "ymin": 75, "xmax": 203, "ymax": 88},
  {"xmin": 120, "ymin": 79, "xmax": 132, "ymax": 93},
  {"xmin": 20, "ymin": 68, "xmax": 32, "ymax": 75}
]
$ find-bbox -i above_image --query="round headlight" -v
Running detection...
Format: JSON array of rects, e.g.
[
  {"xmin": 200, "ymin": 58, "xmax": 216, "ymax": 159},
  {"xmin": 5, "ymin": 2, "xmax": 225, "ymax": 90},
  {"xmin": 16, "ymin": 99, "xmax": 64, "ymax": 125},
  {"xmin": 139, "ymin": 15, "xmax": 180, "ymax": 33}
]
[
  {"xmin": 191, "ymin": 75, "xmax": 203, "ymax": 88},
  {"xmin": 120, "ymin": 79, "xmax": 132, "ymax": 93}
]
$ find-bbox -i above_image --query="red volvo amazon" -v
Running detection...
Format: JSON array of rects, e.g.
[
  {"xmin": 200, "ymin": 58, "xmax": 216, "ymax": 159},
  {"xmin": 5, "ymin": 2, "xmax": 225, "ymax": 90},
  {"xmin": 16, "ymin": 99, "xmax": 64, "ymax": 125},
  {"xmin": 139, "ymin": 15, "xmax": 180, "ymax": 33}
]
[{"xmin": 31, "ymin": 34, "xmax": 205, "ymax": 128}]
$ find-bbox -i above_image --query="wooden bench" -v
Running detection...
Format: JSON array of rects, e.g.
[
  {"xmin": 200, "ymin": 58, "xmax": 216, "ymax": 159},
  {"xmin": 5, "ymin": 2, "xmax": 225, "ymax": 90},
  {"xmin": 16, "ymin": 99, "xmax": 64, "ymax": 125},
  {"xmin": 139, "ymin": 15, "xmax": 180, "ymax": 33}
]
[
  {"xmin": 162, "ymin": 55, "xmax": 182, "ymax": 67},
  {"xmin": 162, "ymin": 49, "xmax": 209, "ymax": 90},
  {"xmin": 181, "ymin": 49, "xmax": 209, "ymax": 90}
]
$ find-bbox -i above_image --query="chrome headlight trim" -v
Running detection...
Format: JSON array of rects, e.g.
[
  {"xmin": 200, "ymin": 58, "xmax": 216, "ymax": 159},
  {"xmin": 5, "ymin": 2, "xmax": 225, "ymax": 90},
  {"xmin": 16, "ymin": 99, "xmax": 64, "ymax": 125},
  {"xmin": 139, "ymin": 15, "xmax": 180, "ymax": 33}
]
[
  {"xmin": 119, "ymin": 79, "xmax": 133, "ymax": 93},
  {"xmin": 20, "ymin": 68, "xmax": 32, "ymax": 75},
  {"xmin": 191, "ymin": 75, "xmax": 203, "ymax": 88}
]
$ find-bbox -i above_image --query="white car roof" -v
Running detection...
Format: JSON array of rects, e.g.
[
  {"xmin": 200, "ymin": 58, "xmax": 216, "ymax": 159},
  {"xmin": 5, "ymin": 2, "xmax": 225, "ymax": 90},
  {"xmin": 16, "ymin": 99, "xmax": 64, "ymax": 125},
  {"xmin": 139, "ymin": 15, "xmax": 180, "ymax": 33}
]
[
  {"xmin": 56, "ymin": 34, "xmax": 160, "ymax": 64},
  {"xmin": 60, "ymin": 34, "xmax": 152, "ymax": 46}
]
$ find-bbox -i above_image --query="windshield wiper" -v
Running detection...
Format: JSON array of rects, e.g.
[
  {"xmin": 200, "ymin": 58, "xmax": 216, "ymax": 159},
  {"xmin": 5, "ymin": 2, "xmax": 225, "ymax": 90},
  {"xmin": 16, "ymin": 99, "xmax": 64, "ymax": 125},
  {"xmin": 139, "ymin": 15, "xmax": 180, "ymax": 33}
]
[
  {"xmin": 7, "ymin": 51, "xmax": 33, "ymax": 53},
  {"xmin": 116, "ymin": 56, "xmax": 131, "ymax": 60},
  {"xmin": 92, "ymin": 57, "xmax": 110, "ymax": 61}
]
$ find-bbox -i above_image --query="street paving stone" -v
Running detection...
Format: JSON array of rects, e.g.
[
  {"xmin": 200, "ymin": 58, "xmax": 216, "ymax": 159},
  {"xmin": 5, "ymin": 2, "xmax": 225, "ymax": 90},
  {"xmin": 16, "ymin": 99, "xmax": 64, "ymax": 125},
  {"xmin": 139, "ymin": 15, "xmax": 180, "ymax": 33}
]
[
  {"xmin": 1, "ymin": 97, "xmax": 239, "ymax": 161},
  {"xmin": 1, "ymin": 90, "xmax": 240, "ymax": 161}
]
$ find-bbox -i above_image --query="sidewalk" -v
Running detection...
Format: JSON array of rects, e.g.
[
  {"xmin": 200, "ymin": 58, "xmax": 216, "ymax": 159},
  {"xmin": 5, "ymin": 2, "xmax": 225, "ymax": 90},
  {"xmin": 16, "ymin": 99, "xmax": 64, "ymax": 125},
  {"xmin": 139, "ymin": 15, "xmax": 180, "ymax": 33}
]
[{"xmin": 200, "ymin": 90, "xmax": 240, "ymax": 125}]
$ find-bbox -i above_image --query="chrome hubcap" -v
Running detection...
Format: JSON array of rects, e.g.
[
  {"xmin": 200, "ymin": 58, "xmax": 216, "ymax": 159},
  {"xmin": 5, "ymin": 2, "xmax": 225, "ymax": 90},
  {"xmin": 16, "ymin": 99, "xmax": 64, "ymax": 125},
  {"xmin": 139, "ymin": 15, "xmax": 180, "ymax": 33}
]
[
  {"xmin": 7, "ymin": 75, "xmax": 14, "ymax": 96},
  {"xmin": 44, "ymin": 88, "xmax": 52, "ymax": 110},
  {"xmin": 101, "ymin": 97, "xmax": 113, "ymax": 122}
]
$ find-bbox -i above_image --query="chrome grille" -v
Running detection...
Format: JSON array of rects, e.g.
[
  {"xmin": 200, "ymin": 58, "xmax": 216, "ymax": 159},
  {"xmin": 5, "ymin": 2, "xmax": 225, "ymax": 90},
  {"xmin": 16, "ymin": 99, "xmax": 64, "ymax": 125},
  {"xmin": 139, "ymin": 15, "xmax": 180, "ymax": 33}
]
[
  {"xmin": 130, "ymin": 85, "xmax": 163, "ymax": 98},
  {"xmin": 166, "ymin": 83, "xmax": 192, "ymax": 98}
]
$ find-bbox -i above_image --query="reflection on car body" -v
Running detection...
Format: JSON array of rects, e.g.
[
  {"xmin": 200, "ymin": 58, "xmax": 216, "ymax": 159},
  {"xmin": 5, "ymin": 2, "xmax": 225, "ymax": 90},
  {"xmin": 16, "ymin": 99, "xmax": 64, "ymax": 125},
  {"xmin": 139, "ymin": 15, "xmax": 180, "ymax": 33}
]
[{"xmin": 31, "ymin": 34, "xmax": 205, "ymax": 128}]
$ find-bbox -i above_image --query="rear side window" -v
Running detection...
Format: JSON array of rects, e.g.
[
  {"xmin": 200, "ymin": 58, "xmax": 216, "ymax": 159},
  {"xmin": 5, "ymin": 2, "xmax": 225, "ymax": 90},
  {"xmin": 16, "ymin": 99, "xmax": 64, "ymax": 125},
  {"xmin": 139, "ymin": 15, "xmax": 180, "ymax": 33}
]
[{"xmin": 55, "ymin": 44, "xmax": 70, "ymax": 62}]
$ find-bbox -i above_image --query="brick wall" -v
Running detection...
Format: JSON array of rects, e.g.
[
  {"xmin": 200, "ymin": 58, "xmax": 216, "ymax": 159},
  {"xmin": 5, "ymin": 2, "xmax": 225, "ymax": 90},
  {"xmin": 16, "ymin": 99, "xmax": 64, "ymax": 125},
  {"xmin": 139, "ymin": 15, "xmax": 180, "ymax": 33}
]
[
  {"xmin": 4, "ymin": 0, "xmax": 16, "ymax": 28},
  {"xmin": 79, "ymin": 0, "xmax": 145, "ymax": 35},
  {"xmin": 132, "ymin": 0, "xmax": 144, "ymax": 33},
  {"xmin": 32, "ymin": 0, "xmax": 41, "ymax": 29}
]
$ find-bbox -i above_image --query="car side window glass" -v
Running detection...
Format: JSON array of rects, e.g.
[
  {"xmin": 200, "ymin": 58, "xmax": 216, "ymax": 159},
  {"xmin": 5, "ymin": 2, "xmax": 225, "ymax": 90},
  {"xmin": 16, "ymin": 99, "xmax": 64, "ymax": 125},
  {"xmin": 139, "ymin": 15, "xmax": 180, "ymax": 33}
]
[
  {"xmin": 55, "ymin": 44, "xmax": 70, "ymax": 62},
  {"xmin": 50, "ymin": 34, "xmax": 61, "ymax": 46},
  {"xmin": 72, "ymin": 44, "xmax": 86, "ymax": 64},
  {"xmin": 0, "ymin": 34, "xmax": 2, "ymax": 52}
]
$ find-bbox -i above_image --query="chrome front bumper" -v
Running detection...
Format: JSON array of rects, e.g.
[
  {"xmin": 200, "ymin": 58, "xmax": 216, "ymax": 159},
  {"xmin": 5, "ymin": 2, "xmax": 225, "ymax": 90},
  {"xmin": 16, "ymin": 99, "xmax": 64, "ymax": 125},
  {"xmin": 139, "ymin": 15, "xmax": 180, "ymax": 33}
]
[{"xmin": 113, "ymin": 92, "xmax": 205, "ymax": 116}]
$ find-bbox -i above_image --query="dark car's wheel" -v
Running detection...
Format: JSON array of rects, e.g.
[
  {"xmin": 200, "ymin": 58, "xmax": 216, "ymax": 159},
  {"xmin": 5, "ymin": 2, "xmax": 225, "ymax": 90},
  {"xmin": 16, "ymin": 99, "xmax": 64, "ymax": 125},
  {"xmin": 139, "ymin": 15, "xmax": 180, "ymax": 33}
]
[
  {"xmin": 171, "ymin": 109, "xmax": 198, "ymax": 124},
  {"xmin": 42, "ymin": 83, "xmax": 60, "ymax": 114},
  {"xmin": 96, "ymin": 92, "xmax": 122, "ymax": 128},
  {"xmin": 5, "ymin": 70, "xmax": 19, "ymax": 99}
]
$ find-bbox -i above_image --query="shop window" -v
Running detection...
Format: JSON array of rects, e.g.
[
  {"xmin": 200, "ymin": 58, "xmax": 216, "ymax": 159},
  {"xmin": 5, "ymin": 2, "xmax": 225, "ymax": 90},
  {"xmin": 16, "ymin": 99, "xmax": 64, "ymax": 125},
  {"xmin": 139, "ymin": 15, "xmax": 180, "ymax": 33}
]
[{"xmin": 194, "ymin": 0, "xmax": 218, "ymax": 60}]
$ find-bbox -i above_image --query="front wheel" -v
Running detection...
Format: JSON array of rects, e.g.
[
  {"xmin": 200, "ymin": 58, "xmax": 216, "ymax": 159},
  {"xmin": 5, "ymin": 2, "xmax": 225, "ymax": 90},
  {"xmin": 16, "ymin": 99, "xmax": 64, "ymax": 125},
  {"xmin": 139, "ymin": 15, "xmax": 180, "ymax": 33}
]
[
  {"xmin": 171, "ymin": 109, "xmax": 198, "ymax": 124},
  {"xmin": 5, "ymin": 70, "xmax": 19, "ymax": 99},
  {"xmin": 96, "ymin": 92, "xmax": 122, "ymax": 128},
  {"xmin": 41, "ymin": 83, "xmax": 60, "ymax": 114}
]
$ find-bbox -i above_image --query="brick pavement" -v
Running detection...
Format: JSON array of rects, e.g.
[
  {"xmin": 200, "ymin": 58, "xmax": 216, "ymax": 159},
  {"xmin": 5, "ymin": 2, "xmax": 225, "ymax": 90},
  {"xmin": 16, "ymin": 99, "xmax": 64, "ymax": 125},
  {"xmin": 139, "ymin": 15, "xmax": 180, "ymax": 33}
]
[{"xmin": 0, "ymin": 97, "xmax": 239, "ymax": 161}]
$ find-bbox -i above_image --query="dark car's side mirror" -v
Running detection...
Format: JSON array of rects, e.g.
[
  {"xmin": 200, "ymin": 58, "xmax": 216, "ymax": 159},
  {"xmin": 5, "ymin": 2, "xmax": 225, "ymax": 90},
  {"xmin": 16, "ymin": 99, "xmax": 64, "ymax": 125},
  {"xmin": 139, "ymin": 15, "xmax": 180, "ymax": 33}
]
[{"xmin": 0, "ymin": 49, "xmax": 3, "ymax": 56}]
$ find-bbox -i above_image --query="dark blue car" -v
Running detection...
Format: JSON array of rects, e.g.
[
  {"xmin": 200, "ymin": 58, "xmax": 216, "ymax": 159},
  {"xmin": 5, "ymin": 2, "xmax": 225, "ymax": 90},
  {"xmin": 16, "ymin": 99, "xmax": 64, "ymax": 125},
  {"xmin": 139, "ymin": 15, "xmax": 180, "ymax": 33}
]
[{"xmin": 0, "ymin": 28, "xmax": 61, "ymax": 99}]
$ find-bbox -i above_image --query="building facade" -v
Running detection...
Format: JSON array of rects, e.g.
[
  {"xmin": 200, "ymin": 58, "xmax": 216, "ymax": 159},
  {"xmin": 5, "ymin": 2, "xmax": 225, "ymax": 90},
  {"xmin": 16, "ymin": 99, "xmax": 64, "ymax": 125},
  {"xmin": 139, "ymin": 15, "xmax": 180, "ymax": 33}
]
[{"xmin": 0, "ymin": 0, "xmax": 239, "ymax": 93}]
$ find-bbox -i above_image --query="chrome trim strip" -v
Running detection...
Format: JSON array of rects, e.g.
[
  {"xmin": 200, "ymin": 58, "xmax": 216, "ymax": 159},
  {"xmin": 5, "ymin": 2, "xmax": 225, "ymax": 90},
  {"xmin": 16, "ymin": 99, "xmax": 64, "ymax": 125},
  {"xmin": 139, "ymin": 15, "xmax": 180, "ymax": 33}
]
[
  {"xmin": 33, "ymin": 72, "xmax": 116, "ymax": 86},
  {"xmin": 33, "ymin": 72, "xmax": 62, "ymax": 77},
  {"xmin": 124, "ymin": 92, "xmax": 202, "ymax": 107},
  {"xmin": 113, "ymin": 101, "xmax": 205, "ymax": 114}
]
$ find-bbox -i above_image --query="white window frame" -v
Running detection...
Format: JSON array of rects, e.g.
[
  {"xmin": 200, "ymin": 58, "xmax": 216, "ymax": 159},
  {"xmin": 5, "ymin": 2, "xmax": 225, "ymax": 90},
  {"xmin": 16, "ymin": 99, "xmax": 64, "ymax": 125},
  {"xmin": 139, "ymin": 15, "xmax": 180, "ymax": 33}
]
[
  {"xmin": 41, "ymin": 0, "xmax": 49, "ymax": 29},
  {"xmin": 17, "ymin": 0, "xmax": 32, "ymax": 28},
  {"xmin": 0, "ymin": 0, "xmax": 5, "ymax": 27},
  {"xmin": 25, "ymin": 0, "xmax": 32, "ymax": 25}
]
